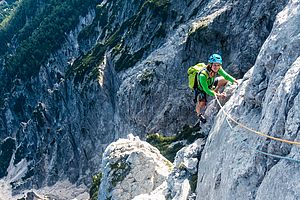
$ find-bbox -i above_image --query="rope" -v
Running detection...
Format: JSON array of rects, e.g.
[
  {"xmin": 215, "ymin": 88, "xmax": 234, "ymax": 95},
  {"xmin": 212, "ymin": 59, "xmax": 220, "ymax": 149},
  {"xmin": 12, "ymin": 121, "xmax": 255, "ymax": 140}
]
[
  {"xmin": 243, "ymin": 141, "xmax": 300, "ymax": 163},
  {"xmin": 215, "ymin": 95, "xmax": 300, "ymax": 163},
  {"xmin": 215, "ymin": 96, "xmax": 300, "ymax": 146}
]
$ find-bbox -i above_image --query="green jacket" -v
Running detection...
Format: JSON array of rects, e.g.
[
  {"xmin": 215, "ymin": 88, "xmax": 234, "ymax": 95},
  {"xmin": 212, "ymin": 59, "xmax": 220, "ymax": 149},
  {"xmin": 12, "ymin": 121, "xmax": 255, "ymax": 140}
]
[{"xmin": 197, "ymin": 67, "xmax": 235, "ymax": 96}]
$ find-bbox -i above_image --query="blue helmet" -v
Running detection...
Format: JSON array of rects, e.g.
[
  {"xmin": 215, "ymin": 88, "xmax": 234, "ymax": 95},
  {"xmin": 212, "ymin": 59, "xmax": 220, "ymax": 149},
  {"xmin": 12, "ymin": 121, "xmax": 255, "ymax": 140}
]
[{"xmin": 208, "ymin": 54, "xmax": 222, "ymax": 64}]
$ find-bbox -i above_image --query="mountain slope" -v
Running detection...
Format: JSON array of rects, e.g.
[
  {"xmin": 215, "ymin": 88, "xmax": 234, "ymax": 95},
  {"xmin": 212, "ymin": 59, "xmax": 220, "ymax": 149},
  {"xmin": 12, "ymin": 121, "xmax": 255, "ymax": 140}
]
[{"xmin": 0, "ymin": 0, "xmax": 294, "ymax": 199}]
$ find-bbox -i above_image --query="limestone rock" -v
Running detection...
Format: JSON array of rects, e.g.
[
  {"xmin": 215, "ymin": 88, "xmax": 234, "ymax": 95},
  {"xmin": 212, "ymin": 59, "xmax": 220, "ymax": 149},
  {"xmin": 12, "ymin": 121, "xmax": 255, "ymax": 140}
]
[
  {"xmin": 98, "ymin": 134, "xmax": 173, "ymax": 200},
  {"xmin": 134, "ymin": 138, "xmax": 206, "ymax": 200},
  {"xmin": 132, "ymin": 181, "xmax": 168, "ymax": 200},
  {"xmin": 196, "ymin": 1, "xmax": 300, "ymax": 199},
  {"xmin": 0, "ymin": 0, "xmax": 294, "ymax": 198}
]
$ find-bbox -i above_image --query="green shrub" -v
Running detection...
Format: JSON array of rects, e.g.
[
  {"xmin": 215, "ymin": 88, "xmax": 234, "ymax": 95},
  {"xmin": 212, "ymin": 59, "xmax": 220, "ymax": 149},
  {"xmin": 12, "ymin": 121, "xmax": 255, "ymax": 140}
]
[
  {"xmin": 89, "ymin": 172, "xmax": 102, "ymax": 200},
  {"xmin": 146, "ymin": 133, "xmax": 181, "ymax": 162},
  {"xmin": 146, "ymin": 125, "xmax": 205, "ymax": 162},
  {"xmin": 110, "ymin": 157, "xmax": 131, "ymax": 188}
]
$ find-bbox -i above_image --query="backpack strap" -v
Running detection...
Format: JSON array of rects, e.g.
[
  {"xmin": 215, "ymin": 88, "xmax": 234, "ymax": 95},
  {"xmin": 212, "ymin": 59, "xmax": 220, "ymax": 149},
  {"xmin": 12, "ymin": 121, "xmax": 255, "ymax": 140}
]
[{"xmin": 196, "ymin": 67, "xmax": 209, "ymax": 90}]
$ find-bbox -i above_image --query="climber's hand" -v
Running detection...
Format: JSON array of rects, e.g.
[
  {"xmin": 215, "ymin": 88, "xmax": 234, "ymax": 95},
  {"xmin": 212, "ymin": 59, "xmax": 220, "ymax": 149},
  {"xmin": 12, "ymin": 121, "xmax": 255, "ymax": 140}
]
[{"xmin": 215, "ymin": 92, "xmax": 226, "ymax": 99}]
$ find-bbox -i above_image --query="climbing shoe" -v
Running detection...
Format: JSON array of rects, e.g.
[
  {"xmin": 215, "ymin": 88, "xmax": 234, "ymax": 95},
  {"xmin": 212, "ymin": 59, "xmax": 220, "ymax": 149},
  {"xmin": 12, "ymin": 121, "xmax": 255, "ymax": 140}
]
[{"xmin": 198, "ymin": 113, "xmax": 207, "ymax": 123}]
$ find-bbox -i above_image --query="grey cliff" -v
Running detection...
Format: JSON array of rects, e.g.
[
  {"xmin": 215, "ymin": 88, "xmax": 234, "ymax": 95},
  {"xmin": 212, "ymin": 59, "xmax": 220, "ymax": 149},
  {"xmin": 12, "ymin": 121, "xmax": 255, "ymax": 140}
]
[{"xmin": 0, "ymin": 0, "xmax": 298, "ymax": 199}]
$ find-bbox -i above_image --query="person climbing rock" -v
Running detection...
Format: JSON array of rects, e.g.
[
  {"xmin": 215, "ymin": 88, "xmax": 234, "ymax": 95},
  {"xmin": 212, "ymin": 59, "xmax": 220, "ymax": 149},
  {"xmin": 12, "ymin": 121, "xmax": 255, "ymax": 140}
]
[{"xmin": 188, "ymin": 53, "xmax": 238, "ymax": 124}]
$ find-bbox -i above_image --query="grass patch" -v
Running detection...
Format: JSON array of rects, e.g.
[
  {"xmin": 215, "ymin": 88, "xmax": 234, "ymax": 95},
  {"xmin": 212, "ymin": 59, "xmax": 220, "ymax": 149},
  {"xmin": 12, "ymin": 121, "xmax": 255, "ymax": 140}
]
[
  {"xmin": 146, "ymin": 124, "xmax": 205, "ymax": 162},
  {"xmin": 146, "ymin": 134, "xmax": 183, "ymax": 162},
  {"xmin": 89, "ymin": 172, "xmax": 102, "ymax": 200},
  {"xmin": 110, "ymin": 157, "xmax": 131, "ymax": 188},
  {"xmin": 115, "ymin": 44, "xmax": 149, "ymax": 72},
  {"xmin": 67, "ymin": 43, "xmax": 106, "ymax": 84}
]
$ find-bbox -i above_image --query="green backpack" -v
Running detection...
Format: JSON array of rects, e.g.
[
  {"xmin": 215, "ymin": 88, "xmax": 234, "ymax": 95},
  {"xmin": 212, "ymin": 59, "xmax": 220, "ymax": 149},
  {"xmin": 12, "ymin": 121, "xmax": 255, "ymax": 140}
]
[{"xmin": 187, "ymin": 63, "xmax": 207, "ymax": 90}]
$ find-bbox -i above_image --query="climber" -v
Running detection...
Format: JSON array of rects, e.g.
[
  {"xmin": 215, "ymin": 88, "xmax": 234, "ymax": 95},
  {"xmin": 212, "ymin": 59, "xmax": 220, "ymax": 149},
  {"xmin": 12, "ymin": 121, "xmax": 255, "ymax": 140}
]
[{"xmin": 193, "ymin": 53, "xmax": 238, "ymax": 124}]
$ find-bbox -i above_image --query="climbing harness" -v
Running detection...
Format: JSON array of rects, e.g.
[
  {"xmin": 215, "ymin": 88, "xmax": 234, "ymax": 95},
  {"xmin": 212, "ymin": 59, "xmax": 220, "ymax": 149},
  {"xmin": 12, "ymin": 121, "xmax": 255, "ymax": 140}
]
[{"xmin": 215, "ymin": 96, "xmax": 300, "ymax": 163}]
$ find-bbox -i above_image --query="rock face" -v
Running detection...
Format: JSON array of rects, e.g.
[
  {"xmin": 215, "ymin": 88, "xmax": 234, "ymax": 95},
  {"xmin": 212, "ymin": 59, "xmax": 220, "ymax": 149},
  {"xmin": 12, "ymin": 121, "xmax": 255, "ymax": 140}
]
[
  {"xmin": 113, "ymin": 0, "xmax": 288, "ymax": 137},
  {"xmin": 98, "ymin": 134, "xmax": 172, "ymax": 200},
  {"xmin": 0, "ymin": 9, "xmax": 115, "ymax": 192},
  {"xmin": 196, "ymin": 0, "xmax": 300, "ymax": 199},
  {"xmin": 0, "ymin": 0, "xmax": 296, "ymax": 198},
  {"xmin": 112, "ymin": 84, "xmax": 236, "ymax": 200},
  {"xmin": 166, "ymin": 138, "xmax": 206, "ymax": 200}
]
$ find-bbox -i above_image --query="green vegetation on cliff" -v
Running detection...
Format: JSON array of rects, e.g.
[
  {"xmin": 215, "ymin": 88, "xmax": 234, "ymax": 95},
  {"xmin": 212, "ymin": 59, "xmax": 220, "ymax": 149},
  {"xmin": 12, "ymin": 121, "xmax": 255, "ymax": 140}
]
[
  {"xmin": 146, "ymin": 124, "xmax": 204, "ymax": 162},
  {"xmin": 0, "ymin": 0, "xmax": 171, "ymax": 84},
  {"xmin": 0, "ymin": 0, "xmax": 96, "ymax": 79},
  {"xmin": 69, "ymin": 0, "xmax": 170, "ymax": 84},
  {"xmin": 89, "ymin": 172, "xmax": 102, "ymax": 200},
  {"xmin": 0, "ymin": 0, "xmax": 19, "ymax": 27}
]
